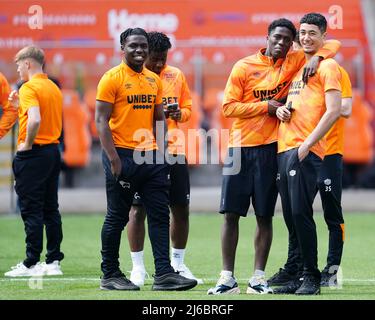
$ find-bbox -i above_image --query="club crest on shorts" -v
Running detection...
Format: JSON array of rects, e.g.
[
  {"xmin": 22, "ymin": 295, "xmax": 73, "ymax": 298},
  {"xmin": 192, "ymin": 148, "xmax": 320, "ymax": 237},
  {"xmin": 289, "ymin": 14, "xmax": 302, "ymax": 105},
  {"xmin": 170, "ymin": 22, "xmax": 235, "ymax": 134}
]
[
  {"xmin": 324, "ymin": 179, "xmax": 332, "ymax": 186},
  {"xmin": 276, "ymin": 173, "xmax": 281, "ymax": 180},
  {"xmin": 119, "ymin": 180, "xmax": 131, "ymax": 189},
  {"xmin": 289, "ymin": 170, "xmax": 296, "ymax": 177}
]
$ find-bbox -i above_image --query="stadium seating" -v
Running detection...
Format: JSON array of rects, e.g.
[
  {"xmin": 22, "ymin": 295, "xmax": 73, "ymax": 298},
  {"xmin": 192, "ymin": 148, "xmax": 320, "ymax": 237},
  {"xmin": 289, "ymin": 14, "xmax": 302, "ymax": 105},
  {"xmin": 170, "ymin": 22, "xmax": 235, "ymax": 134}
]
[
  {"xmin": 83, "ymin": 88, "xmax": 99, "ymax": 140},
  {"xmin": 62, "ymin": 89, "xmax": 92, "ymax": 168},
  {"xmin": 343, "ymin": 89, "xmax": 374, "ymax": 164},
  {"xmin": 178, "ymin": 91, "xmax": 203, "ymax": 165}
]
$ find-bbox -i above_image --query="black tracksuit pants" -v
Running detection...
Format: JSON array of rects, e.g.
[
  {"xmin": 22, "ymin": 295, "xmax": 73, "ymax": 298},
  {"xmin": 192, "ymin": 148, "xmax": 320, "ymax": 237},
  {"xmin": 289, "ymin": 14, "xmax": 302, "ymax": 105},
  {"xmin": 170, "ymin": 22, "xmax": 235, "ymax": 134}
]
[
  {"xmin": 13, "ymin": 144, "xmax": 64, "ymax": 268},
  {"xmin": 101, "ymin": 148, "xmax": 174, "ymax": 278},
  {"xmin": 318, "ymin": 154, "xmax": 345, "ymax": 269},
  {"xmin": 277, "ymin": 148, "xmax": 322, "ymax": 278}
]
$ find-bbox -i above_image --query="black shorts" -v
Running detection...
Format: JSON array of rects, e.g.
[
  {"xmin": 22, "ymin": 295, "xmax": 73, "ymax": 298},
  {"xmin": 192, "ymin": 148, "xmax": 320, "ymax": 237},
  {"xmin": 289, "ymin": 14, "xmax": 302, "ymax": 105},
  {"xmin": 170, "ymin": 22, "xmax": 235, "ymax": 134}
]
[
  {"xmin": 219, "ymin": 143, "xmax": 278, "ymax": 217},
  {"xmin": 133, "ymin": 154, "xmax": 190, "ymax": 207}
]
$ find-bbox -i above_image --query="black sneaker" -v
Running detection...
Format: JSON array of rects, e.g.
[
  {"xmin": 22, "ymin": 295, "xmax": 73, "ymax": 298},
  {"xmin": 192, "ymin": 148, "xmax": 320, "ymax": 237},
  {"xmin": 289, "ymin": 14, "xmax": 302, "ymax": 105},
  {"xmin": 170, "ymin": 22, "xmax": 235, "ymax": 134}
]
[
  {"xmin": 100, "ymin": 272, "xmax": 140, "ymax": 291},
  {"xmin": 273, "ymin": 277, "xmax": 303, "ymax": 294},
  {"xmin": 152, "ymin": 272, "xmax": 198, "ymax": 291},
  {"xmin": 295, "ymin": 275, "xmax": 320, "ymax": 295},
  {"xmin": 268, "ymin": 268, "xmax": 297, "ymax": 286},
  {"xmin": 321, "ymin": 268, "xmax": 338, "ymax": 287}
]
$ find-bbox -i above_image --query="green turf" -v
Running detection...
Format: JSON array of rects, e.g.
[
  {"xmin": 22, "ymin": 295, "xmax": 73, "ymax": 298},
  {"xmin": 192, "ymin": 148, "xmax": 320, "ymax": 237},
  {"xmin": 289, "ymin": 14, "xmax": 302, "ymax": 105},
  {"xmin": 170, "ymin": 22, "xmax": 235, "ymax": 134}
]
[{"xmin": 0, "ymin": 212, "xmax": 374, "ymax": 300}]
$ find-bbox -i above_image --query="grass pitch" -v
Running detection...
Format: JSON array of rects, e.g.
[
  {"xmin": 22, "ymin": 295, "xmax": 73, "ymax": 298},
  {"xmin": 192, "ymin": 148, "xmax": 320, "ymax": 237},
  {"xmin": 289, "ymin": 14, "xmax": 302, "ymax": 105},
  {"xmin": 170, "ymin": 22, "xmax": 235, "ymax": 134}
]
[{"xmin": 0, "ymin": 212, "xmax": 374, "ymax": 300}]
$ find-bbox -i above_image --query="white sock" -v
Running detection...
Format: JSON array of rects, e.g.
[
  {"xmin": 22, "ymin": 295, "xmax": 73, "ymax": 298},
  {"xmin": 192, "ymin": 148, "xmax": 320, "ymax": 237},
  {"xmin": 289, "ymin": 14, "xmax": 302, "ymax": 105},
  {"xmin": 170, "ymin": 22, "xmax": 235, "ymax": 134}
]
[
  {"xmin": 220, "ymin": 270, "xmax": 233, "ymax": 278},
  {"xmin": 171, "ymin": 248, "xmax": 185, "ymax": 267},
  {"xmin": 253, "ymin": 269, "xmax": 265, "ymax": 277},
  {"xmin": 130, "ymin": 251, "xmax": 145, "ymax": 270}
]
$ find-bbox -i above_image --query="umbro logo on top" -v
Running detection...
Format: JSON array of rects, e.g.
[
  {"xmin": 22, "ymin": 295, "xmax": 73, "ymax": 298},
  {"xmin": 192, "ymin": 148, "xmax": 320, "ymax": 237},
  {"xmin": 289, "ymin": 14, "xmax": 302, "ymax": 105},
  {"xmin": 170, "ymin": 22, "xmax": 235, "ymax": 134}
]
[{"xmin": 145, "ymin": 77, "xmax": 156, "ymax": 83}]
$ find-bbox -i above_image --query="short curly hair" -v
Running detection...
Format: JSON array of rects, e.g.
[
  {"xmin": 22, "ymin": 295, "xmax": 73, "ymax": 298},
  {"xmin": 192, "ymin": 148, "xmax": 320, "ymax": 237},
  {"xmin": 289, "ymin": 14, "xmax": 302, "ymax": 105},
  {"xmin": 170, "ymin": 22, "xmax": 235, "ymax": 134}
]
[
  {"xmin": 300, "ymin": 13, "xmax": 327, "ymax": 33},
  {"xmin": 268, "ymin": 18, "xmax": 297, "ymax": 39},
  {"xmin": 148, "ymin": 32, "xmax": 172, "ymax": 53}
]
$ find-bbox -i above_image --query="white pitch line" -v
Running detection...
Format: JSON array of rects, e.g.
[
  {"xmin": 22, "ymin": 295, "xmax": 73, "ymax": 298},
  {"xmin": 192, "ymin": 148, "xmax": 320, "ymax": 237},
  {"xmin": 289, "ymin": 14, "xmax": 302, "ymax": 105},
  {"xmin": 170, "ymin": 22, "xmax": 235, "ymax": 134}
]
[
  {"xmin": 0, "ymin": 277, "xmax": 375, "ymax": 283},
  {"xmin": 0, "ymin": 277, "xmax": 100, "ymax": 282}
]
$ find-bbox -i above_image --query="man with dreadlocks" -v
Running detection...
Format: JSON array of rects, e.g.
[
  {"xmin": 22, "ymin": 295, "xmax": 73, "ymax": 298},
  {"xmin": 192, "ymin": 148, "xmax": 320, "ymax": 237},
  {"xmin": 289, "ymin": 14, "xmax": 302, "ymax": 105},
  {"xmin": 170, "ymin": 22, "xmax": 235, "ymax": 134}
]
[
  {"xmin": 126, "ymin": 32, "xmax": 202, "ymax": 287},
  {"xmin": 95, "ymin": 27, "xmax": 197, "ymax": 291}
]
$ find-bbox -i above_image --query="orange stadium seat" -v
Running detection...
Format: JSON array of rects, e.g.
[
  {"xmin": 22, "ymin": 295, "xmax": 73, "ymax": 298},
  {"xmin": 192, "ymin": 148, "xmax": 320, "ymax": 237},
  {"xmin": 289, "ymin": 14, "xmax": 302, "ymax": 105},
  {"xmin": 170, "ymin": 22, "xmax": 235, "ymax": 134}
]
[
  {"xmin": 178, "ymin": 91, "xmax": 203, "ymax": 165},
  {"xmin": 83, "ymin": 88, "xmax": 99, "ymax": 140},
  {"xmin": 343, "ymin": 89, "xmax": 374, "ymax": 164},
  {"xmin": 62, "ymin": 89, "xmax": 92, "ymax": 168},
  {"xmin": 205, "ymin": 88, "xmax": 234, "ymax": 163},
  {"xmin": 217, "ymin": 113, "xmax": 234, "ymax": 164},
  {"xmin": 203, "ymin": 87, "xmax": 224, "ymax": 114}
]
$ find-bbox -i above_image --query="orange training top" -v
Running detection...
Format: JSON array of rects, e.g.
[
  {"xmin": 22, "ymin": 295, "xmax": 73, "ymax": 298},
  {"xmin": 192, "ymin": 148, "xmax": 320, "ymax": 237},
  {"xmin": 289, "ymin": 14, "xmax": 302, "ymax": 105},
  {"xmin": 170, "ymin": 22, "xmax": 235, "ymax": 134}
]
[
  {"xmin": 325, "ymin": 66, "xmax": 352, "ymax": 156},
  {"xmin": 0, "ymin": 72, "xmax": 18, "ymax": 139},
  {"xmin": 96, "ymin": 61, "xmax": 163, "ymax": 151},
  {"xmin": 222, "ymin": 40, "xmax": 340, "ymax": 148},
  {"xmin": 278, "ymin": 59, "xmax": 342, "ymax": 159},
  {"xmin": 159, "ymin": 64, "xmax": 192, "ymax": 155},
  {"xmin": 18, "ymin": 73, "xmax": 62, "ymax": 146}
]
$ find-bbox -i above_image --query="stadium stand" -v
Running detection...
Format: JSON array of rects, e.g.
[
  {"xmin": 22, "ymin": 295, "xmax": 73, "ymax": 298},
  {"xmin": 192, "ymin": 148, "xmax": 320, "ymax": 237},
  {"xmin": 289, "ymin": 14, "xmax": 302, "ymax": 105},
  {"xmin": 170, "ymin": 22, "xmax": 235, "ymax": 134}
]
[
  {"xmin": 343, "ymin": 89, "xmax": 374, "ymax": 187},
  {"xmin": 178, "ymin": 90, "xmax": 203, "ymax": 165},
  {"xmin": 0, "ymin": 130, "xmax": 13, "ymax": 189},
  {"xmin": 83, "ymin": 88, "xmax": 99, "ymax": 141},
  {"xmin": 61, "ymin": 89, "xmax": 92, "ymax": 187}
]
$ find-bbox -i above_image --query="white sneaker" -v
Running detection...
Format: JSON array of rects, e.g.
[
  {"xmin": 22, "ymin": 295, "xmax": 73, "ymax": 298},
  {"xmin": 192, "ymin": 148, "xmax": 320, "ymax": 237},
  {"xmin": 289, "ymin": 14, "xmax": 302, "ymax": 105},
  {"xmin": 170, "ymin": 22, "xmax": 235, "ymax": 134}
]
[
  {"xmin": 41, "ymin": 261, "xmax": 63, "ymax": 276},
  {"xmin": 172, "ymin": 263, "xmax": 203, "ymax": 284},
  {"xmin": 207, "ymin": 273, "xmax": 240, "ymax": 295},
  {"xmin": 130, "ymin": 268, "xmax": 148, "ymax": 286},
  {"xmin": 4, "ymin": 262, "xmax": 44, "ymax": 277},
  {"xmin": 246, "ymin": 275, "xmax": 273, "ymax": 294}
]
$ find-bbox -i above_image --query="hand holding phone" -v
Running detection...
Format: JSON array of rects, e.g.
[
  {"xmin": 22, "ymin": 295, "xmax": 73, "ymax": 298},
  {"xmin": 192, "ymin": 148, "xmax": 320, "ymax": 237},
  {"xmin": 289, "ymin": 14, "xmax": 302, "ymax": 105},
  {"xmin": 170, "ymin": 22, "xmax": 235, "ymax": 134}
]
[
  {"xmin": 167, "ymin": 103, "xmax": 179, "ymax": 111},
  {"xmin": 167, "ymin": 103, "xmax": 181, "ymax": 121}
]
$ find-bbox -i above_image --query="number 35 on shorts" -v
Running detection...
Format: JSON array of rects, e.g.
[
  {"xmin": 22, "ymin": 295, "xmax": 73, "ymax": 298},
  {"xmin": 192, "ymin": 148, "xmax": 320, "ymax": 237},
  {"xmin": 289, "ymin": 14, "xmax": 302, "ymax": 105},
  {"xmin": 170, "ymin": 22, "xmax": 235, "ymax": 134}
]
[{"xmin": 324, "ymin": 178, "xmax": 332, "ymax": 192}]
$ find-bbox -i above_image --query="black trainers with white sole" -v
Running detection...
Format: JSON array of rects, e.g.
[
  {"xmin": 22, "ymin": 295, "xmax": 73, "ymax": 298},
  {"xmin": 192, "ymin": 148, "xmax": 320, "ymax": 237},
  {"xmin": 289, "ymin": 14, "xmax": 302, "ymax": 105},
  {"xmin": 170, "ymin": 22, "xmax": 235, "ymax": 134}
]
[
  {"xmin": 152, "ymin": 272, "xmax": 197, "ymax": 291},
  {"xmin": 273, "ymin": 278, "xmax": 303, "ymax": 294},
  {"xmin": 100, "ymin": 272, "xmax": 140, "ymax": 291},
  {"xmin": 321, "ymin": 268, "xmax": 338, "ymax": 287},
  {"xmin": 295, "ymin": 275, "xmax": 321, "ymax": 295},
  {"xmin": 268, "ymin": 268, "xmax": 297, "ymax": 286}
]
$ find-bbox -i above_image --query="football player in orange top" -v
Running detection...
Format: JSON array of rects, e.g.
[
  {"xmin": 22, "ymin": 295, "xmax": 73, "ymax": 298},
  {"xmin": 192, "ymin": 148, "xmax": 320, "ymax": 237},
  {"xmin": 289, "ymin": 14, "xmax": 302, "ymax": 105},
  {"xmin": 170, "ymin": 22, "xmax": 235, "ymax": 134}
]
[
  {"xmin": 270, "ymin": 39, "xmax": 352, "ymax": 289},
  {"xmin": 126, "ymin": 32, "xmax": 202, "ymax": 286},
  {"xmin": 287, "ymin": 37, "xmax": 353, "ymax": 288},
  {"xmin": 4, "ymin": 46, "xmax": 64, "ymax": 278},
  {"xmin": 0, "ymin": 72, "xmax": 17, "ymax": 139},
  {"xmin": 275, "ymin": 13, "xmax": 342, "ymax": 295},
  {"xmin": 208, "ymin": 18, "xmax": 340, "ymax": 296},
  {"xmin": 96, "ymin": 28, "xmax": 197, "ymax": 291}
]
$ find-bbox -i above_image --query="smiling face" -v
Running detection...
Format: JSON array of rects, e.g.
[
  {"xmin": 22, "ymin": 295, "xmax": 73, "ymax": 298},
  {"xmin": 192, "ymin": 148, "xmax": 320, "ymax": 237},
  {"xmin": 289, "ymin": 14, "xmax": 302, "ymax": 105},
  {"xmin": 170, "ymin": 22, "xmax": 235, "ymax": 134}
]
[
  {"xmin": 122, "ymin": 34, "xmax": 149, "ymax": 72},
  {"xmin": 299, "ymin": 23, "xmax": 326, "ymax": 54},
  {"xmin": 145, "ymin": 50, "xmax": 168, "ymax": 75},
  {"xmin": 266, "ymin": 26, "xmax": 294, "ymax": 60}
]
